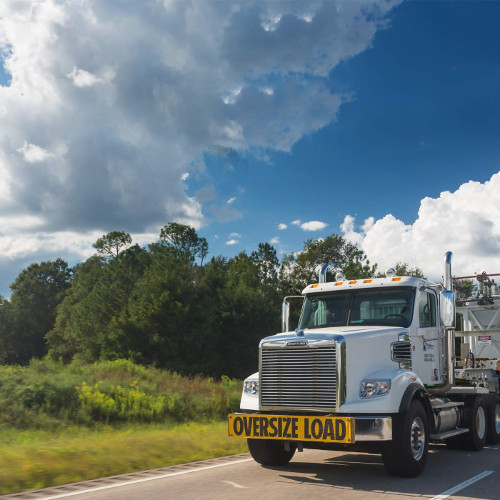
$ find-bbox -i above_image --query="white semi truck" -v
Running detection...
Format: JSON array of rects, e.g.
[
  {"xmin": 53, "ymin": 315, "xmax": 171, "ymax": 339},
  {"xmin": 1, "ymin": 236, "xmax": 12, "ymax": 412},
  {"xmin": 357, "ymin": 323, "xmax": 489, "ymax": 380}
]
[{"xmin": 228, "ymin": 252, "xmax": 500, "ymax": 477}]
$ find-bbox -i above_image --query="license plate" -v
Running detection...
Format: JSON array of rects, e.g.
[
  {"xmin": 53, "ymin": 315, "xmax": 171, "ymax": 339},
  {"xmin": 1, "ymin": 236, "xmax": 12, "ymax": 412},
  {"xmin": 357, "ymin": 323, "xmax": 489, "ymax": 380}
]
[{"xmin": 228, "ymin": 414, "xmax": 355, "ymax": 443}]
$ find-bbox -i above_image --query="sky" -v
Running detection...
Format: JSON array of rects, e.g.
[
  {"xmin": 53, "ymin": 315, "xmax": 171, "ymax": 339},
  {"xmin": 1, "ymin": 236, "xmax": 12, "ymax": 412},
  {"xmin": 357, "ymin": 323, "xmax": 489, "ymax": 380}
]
[{"xmin": 0, "ymin": 0, "xmax": 500, "ymax": 295}]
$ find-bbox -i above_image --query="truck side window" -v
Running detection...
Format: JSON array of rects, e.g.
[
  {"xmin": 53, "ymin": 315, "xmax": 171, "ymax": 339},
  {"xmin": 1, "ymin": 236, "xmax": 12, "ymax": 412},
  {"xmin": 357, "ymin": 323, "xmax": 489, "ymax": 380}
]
[{"xmin": 419, "ymin": 292, "xmax": 436, "ymax": 328}]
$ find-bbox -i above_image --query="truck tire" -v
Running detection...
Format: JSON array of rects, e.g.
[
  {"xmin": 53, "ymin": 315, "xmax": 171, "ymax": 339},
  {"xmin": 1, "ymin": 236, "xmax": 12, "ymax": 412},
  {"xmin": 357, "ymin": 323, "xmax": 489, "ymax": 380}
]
[
  {"xmin": 247, "ymin": 439, "xmax": 296, "ymax": 466},
  {"xmin": 382, "ymin": 400, "xmax": 429, "ymax": 477},
  {"xmin": 461, "ymin": 395, "xmax": 487, "ymax": 451},
  {"xmin": 486, "ymin": 395, "xmax": 500, "ymax": 445}
]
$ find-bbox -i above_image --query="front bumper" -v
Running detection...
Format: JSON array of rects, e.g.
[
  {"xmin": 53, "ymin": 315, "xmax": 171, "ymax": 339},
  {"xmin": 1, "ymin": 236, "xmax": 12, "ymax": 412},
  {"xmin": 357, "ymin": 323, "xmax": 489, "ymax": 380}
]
[
  {"xmin": 228, "ymin": 414, "xmax": 392, "ymax": 443},
  {"xmin": 355, "ymin": 416, "xmax": 392, "ymax": 441}
]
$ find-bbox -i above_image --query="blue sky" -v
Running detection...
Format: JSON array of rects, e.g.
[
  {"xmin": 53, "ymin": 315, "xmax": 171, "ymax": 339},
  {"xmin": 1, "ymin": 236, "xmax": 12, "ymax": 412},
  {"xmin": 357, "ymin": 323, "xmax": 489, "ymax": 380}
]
[
  {"xmin": 198, "ymin": 0, "xmax": 500, "ymax": 262},
  {"xmin": 0, "ymin": 0, "xmax": 500, "ymax": 294}
]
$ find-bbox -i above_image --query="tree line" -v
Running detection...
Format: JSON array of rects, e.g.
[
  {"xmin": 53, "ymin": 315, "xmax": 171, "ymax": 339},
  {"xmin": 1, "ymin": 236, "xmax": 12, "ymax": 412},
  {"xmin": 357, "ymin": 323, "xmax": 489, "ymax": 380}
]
[{"xmin": 0, "ymin": 223, "xmax": 438, "ymax": 378}]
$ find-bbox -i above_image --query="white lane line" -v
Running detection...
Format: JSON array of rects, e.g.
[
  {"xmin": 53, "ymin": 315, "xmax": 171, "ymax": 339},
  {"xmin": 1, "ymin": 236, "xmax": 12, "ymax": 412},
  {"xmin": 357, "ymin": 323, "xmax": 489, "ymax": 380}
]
[
  {"xmin": 221, "ymin": 480, "xmax": 248, "ymax": 489},
  {"xmin": 36, "ymin": 458, "xmax": 253, "ymax": 500},
  {"xmin": 431, "ymin": 470, "xmax": 494, "ymax": 500}
]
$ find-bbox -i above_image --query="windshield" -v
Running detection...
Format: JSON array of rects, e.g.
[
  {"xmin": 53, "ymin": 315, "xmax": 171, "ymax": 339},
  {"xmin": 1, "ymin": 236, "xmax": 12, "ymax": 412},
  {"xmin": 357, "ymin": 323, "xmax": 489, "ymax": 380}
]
[{"xmin": 298, "ymin": 287, "xmax": 416, "ymax": 329}]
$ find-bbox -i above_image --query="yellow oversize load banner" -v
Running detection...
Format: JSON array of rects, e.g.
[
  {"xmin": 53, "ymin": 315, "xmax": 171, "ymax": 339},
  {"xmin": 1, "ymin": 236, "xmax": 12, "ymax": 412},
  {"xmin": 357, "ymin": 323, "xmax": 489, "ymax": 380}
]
[{"xmin": 228, "ymin": 414, "xmax": 355, "ymax": 444}]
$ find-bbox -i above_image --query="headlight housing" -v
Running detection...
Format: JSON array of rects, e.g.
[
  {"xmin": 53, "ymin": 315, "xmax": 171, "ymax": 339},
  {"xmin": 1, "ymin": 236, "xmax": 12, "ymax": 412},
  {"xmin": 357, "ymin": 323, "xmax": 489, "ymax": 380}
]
[
  {"xmin": 360, "ymin": 379, "xmax": 391, "ymax": 398},
  {"xmin": 243, "ymin": 379, "xmax": 259, "ymax": 396}
]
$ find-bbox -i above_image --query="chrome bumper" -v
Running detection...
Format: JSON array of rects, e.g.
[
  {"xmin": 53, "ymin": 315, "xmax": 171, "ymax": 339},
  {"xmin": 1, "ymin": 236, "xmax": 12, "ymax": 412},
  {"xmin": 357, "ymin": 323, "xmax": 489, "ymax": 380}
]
[{"xmin": 355, "ymin": 417, "xmax": 392, "ymax": 441}]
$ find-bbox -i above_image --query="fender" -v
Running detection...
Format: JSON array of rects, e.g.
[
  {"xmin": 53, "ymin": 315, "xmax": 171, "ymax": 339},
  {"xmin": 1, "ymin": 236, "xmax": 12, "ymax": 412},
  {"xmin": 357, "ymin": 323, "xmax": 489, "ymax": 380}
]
[{"xmin": 399, "ymin": 383, "xmax": 434, "ymax": 432}]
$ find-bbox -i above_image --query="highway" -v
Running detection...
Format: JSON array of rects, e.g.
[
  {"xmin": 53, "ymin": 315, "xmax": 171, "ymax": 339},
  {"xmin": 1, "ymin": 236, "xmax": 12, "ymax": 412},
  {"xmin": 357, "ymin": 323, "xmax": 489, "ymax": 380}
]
[{"xmin": 3, "ymin": 443, "xmax": 499, "ymax": 500}]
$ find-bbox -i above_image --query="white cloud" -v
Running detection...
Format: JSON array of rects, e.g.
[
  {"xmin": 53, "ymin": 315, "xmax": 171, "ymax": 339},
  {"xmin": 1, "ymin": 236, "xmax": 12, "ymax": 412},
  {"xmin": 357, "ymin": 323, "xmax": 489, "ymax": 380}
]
[
  {"xmin": 17, "ymin": 141, "xmax": 55, "ymax": 163},
  {"xmin": 341, "ymin": 172, "xmax": 500, "ymax": 281},
  {"xmin": 66, "ymin": 67, "xmax": 103, "ymax": 87},
  {"xmin": 0, "ymin": 0, "xmax": 401, "ymax": 288},
  {"xmin": 270, "ymin": 237, "xmax": 279, "ymax": 244},
  {"xmin": 278, "ymin": 223, "xmax": 287, "ymax": 230},
  {"xmin": 226, "ymin": 238, "xmax": 239, "ymax": 246},
  {"xmin": 230, "ymin": 232, "xmax": 241, "ymax": 238},
  {"xmin": 181, "ymin": 172, "xmax": 189, "ymax": 181},
  {"xmin": 227, "ymin": 197, "xmax": 236, "ymax": 204},
  {"xmin": 300, "ymin": 220, "xmax": 328, "ymax": 231},
  {"xmin": 292, "ymin": 219, "xmax": 301, "ymax": 225}
]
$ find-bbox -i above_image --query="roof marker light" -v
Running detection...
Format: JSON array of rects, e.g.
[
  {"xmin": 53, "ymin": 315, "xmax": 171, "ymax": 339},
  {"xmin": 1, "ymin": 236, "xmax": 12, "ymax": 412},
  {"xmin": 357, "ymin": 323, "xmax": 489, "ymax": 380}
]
[
  {"xmin": 311, "ymin": 284, "xmax": 318, "ymax": 288},
  {"xmin": 392, "ymin": 277, "xmax": 402, "ymax": 282},
  {"xmin": 350, "ymin": 281, "xmax": 357, "ymax": 285},
  {"xmin": 364, "ymin": 279, "xmax": 372, "ymax": 283},
  {"xmin": 335, "ymin": 282, "xmax": 343, "ymax": 286}
]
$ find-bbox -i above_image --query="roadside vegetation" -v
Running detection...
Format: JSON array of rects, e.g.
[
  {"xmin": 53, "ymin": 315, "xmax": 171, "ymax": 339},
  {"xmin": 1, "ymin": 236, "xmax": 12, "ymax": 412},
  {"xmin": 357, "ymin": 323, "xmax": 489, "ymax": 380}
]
[
  {"xmin": 0, "ymin": 359, "xmax": 244, "ymax": 493},
  {"xmin": 0, "ymin": 223, "xmax": 437, "ymax": 493}
]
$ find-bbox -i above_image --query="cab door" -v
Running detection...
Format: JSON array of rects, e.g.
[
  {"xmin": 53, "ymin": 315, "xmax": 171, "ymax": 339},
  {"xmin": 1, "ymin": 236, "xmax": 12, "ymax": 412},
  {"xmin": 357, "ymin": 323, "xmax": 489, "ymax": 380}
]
[{"xmin": 413, "ymin": 290, "xmax": 442, "ymax": 385}]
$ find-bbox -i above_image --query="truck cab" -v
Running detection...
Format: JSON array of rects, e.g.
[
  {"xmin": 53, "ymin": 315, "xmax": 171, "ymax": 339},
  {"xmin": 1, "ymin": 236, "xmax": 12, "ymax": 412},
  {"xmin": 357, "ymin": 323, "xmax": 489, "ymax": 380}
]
[{"xmin": 229, "ymin": 252, "xmax": 500, "ymax": 477}]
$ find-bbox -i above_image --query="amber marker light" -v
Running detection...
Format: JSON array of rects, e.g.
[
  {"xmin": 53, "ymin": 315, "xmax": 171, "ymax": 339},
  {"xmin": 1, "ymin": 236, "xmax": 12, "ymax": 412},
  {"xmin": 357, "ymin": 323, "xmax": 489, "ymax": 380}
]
[
  {"xmin": 335, "ymin": 282, "xmax": 343, "ymax": 286},
  {"xmin": 349, "ymin": 281, "xmax": 357, "ymax": 285},
  {"xmin": 392, "ymin": 277, "xmax": 402, "ymax": 281},
  {"xmin": 311, "ymin": 284, "xmax": 319, "ymax": 288},
  {"xmin": 363, "ymin": 279, "xmax": 372, "ymax": 283}
]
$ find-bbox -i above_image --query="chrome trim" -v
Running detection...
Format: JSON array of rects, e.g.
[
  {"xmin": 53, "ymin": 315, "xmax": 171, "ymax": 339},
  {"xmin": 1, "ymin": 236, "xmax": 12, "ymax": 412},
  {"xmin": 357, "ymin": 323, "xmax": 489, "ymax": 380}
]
[
  {"xmin": 337, "ymin": 337, "xmax": 346, "ymax": 410},
  {"xmin": 391, "ymin": 333, "xmax": 411, "ymax": 369},
  {"xmin": 355, "ymin": 417, "xmax": 392, "ymax": 441}
]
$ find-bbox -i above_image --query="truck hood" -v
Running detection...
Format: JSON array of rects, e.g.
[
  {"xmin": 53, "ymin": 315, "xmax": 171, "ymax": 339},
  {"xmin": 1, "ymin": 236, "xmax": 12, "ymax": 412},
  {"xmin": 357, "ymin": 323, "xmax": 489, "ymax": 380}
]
[{"xmin": 260, "ymin": 325, "xmax": 407, "ymax": 346}]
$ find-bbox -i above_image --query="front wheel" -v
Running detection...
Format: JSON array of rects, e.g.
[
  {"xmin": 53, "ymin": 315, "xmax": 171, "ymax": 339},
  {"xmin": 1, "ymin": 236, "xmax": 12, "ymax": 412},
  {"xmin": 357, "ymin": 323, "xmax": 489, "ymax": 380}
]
[
  {"xmin": 382, "ymin": 400, "xmax": 429, "ymax": 477},
  {"xmin": 247, "ymin": 439, "xmax": 296, "ymax": 466}
]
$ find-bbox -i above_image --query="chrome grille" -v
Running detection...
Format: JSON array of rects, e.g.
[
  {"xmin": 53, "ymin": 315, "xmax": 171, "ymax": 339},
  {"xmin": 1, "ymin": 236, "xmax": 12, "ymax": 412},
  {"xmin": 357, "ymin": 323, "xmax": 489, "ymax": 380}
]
[{"xmin": 260, "ymin": 345, "xmax": 337, "ymax": 410}]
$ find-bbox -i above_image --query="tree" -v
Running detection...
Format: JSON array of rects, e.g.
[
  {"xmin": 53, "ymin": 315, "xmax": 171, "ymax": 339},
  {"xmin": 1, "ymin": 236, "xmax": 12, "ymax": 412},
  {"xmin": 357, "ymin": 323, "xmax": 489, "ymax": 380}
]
[
  {"xmin": 454, "ymin": 279, "xmax": 474, "ymax": 300},
  {"xmin": 5, "ymin": 259, "xmax": 72, "ymax": 363},
  {"xmin": 93, "ymin": 231, "xmax": 132, "ymax": 258},
  {"xmin": 280, "ymin": 234, "xmax": 376, "ymax": 294},
  {"xmin": 159, "ymin": 223, "xmax": 208, "ymax": 263}
]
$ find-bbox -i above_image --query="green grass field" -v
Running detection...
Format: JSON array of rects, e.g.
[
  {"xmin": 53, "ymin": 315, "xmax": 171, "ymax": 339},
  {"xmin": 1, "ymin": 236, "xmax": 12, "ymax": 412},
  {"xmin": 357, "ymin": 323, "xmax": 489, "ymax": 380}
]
[{"xmin": 0, "ymin": 422, "xmax": 248, "ymax": 494}]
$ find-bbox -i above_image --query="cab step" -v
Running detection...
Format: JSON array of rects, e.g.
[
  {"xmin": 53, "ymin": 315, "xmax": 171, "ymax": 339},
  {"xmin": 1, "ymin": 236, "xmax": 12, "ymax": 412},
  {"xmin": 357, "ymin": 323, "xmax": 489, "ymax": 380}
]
[
  {"xmin": 431, "ymin": 401, "xmax": 464, "ymax": 410},
  {"xmin": 430, "ymin": 428, "xmax": 468, "ymax": 440}
]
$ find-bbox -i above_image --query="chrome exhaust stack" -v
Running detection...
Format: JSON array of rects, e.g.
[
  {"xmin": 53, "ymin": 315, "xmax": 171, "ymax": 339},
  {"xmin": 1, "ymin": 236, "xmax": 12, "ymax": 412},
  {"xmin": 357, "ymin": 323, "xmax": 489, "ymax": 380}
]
[{"xmin": 317, "ymin": 263, "xmax": 329, "ymax": 284}]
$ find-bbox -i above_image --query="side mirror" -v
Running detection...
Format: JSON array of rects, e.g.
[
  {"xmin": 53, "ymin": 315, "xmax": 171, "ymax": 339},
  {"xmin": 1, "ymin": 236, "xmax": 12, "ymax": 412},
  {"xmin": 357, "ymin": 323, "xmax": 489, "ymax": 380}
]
[
  {"xmin": 440, "ymin": 290, "xmax": 456, "ymax": 327},
  {"xmin": 281, "ymin": 296, "xmax": 305, "ymax": 333}
]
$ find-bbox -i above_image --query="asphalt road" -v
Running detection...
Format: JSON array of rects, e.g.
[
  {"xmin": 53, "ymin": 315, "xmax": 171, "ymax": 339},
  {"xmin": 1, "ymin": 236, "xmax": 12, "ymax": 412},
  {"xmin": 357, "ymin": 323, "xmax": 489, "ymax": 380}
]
[{"xmin": 4, "ymin": 443, "xmax": 500, "ymax": 500}]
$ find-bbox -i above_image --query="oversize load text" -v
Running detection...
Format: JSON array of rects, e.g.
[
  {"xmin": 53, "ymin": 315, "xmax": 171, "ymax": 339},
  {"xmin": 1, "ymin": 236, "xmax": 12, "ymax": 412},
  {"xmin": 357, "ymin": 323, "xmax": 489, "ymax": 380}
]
[{"xmin": 228, "ymin": 415, "xmax": 354, "ymax": 443}]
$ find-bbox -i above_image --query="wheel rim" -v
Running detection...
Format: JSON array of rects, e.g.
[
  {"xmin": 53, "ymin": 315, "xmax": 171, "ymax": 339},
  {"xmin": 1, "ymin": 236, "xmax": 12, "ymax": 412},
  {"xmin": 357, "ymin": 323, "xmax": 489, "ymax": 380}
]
[
  {"xmin": 495, "ymin": 403, "xmax": 500, "ymax": 434},
  {"xmin": 476, "ymin": 406, "xmax": 486, "ymax": 439},
  {"xmin": 410, "ymin": 416, "xmax": 425, "ymax": 460}
]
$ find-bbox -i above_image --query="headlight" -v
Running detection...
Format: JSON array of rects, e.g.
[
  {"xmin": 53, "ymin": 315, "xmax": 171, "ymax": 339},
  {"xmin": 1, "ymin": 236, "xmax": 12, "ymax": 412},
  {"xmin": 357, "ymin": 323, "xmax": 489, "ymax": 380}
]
[
  {"xmin": 360, "ymin": 379, "xmax": 391, "ymax": 398},
  {"xmin": 243, "ymin": 379, "xmax": 259, "ymax": 396}
]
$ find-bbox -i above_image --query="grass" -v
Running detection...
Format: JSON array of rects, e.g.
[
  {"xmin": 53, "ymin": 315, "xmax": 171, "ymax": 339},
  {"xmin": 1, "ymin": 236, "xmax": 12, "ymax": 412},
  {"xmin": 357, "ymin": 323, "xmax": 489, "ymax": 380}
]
[{"xmin": 0, "ymin": 422, "xmax": 248, "ymax": 494}]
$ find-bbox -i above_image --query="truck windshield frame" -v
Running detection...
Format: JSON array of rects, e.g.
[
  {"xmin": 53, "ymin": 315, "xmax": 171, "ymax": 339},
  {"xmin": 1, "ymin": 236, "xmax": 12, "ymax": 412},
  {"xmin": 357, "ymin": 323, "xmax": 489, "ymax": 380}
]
[{"xmin": 298, "ymin": 286, "xmax": 416, "ymax": 329}]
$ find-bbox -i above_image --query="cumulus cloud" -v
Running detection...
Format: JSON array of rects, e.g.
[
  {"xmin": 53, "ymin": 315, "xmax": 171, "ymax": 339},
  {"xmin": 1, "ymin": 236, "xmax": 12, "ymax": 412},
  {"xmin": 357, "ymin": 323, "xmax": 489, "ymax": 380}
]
[
  {"xmin": 226, "ymin": 239, "xmax": 239, "ymax": 246},
  {"xmin": 300, "ymin": 220, "xmax": 328, "ymax": 231},
  {"xmin": 341, "ymin": 172, "xmax": 500, "ymax": 281},
  {"xmin": 278, "ymin": 223, "xmax": 287, "ymax": 230},
  {"xmin": 292, "ymin": 220, "xmax": 301, "ymax": 225},
  {"xmin": 0, "ymin": 0, "xmax": 401, "ymax": 291},
  {"xmin": 270, "ymin": 237, "xmax": 279, "ymax": 244},
  {"xmin": 227, "ymin": 197, "xmax": 237, "ymax": 205}
]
